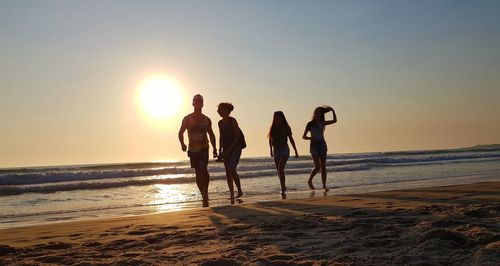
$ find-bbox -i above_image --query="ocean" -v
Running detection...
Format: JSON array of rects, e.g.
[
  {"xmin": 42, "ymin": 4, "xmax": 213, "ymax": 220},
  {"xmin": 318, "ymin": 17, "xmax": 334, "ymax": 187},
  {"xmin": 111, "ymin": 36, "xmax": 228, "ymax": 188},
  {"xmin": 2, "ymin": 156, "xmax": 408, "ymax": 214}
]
[{"xmin": 1, "ymin": 146, "xmax": 500, "ymax": 229}]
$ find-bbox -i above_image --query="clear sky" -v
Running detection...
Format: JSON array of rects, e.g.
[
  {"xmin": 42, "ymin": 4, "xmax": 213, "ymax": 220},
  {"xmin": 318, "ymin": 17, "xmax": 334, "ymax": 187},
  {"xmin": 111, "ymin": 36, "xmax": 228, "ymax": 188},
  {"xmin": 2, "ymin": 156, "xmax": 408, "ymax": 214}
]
[{"xmin": 1, "ymin": 0, "xmax": 499, "ymax": 168}]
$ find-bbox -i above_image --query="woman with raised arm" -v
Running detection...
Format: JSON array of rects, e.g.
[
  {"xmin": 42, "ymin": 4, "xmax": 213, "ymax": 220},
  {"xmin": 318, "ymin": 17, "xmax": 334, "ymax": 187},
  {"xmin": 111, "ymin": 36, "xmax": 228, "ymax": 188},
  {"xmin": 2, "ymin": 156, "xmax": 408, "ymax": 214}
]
[
  {"xmin": 268, "ymin": 111, "xmax": 299, "ymax": 195},
  {"xmin": 302, "ymin": 106, "xmax": 337, "ymax": 191},
  {"xmin": 217, "ymin": 103, "xmax": 244, "ymax": 200}
]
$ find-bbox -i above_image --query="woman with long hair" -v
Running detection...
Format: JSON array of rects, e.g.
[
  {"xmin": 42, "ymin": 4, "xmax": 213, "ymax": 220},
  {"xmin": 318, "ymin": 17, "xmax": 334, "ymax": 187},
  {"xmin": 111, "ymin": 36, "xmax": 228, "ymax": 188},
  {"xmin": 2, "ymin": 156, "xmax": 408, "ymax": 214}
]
[
  {"xmin": 268, "ymin": 111, "xmax": 299, "ymax": 195},
  {"xmin": 302, "ymin": 106, "xmax": 337, "ymax": 191},
  {"xmin": 217, "ymin": 102, "xmax": 244, "ymax": 200}
]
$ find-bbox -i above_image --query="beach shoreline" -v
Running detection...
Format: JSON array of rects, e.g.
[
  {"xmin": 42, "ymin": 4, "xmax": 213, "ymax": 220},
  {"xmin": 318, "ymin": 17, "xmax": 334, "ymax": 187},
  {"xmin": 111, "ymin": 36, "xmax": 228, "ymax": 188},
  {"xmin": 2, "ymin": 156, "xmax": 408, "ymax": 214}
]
[
  {"xmin": 1, "ymin": 180, "xmax": 499, "ymax": 265},
  {"xmin": 1, "ymin": 172, "xmax": 498, "ymax": 230},
  {"xmin": 2, "ymin": 146, "xmax": 499, "ymax": 232}
]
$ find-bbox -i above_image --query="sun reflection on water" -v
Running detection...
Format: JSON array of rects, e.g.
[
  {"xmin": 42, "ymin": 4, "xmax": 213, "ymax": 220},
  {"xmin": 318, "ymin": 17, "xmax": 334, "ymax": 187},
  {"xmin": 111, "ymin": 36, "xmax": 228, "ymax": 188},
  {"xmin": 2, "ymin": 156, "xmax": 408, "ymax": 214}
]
[{"xmin": 148, "ymin": 184, "xmax": 195, "ymax": 212}]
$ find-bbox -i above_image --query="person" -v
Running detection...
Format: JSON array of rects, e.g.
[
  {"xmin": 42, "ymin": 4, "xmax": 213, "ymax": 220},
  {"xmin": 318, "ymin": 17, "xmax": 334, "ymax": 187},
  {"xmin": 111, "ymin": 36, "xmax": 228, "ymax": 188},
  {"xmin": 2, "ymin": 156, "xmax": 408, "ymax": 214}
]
[
  {"xmin": 217, "ymin": 102, "xmax": 245, "ymax": 200},
  {"xmin": 178, "ymin": 94, "xmax": 217, "ymax": 206},
  {"xmin": 302, "ymin": 105, "xmax": 337, "ymax": 192},
  {"xmin": 268, "ymin": 111, "xmax": 299, "ymax": 195}
]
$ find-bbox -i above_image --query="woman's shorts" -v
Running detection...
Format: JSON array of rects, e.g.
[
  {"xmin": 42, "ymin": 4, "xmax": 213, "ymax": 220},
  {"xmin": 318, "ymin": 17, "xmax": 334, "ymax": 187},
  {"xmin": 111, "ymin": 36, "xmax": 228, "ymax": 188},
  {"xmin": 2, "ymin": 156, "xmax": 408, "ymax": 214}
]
[
  {"xmin": 310, "ymin": 141, "xmax": 327, "ymax": 158},
  {"xmin": 188, "ymin": 148, "xmax": 209, "ymax": 168},
  {"xmin": 224, "ymin": 148, "xmax": 242, "ymax": 169},
  {"xmin": 273, "ymin": 145, "xmax": 290, "ymax": 161}
]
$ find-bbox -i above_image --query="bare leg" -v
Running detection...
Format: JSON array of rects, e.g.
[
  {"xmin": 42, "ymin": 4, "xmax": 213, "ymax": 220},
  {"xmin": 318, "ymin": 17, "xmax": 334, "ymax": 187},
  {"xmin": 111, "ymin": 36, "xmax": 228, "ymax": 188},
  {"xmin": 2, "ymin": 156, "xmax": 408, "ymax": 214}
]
[
  {"xmin": 309, "ymin": 154, "xmax": 321, "ymax": 190},
  {"xmin": 274, "ymin": 157, "xmax": 280, "ymax": 188},
  {"xmin": 224, "ymin": 165, "xmax": 234, "ymax": 199},
  {"xmin": 274, "ymin": 157, "xmax": 285, "ymax": 194},
  {"xmin": 194, "ymin": 166, "xmax": 208, "ymax": 207},
  {"xmin": 202, "ymin": 166, "xmax": 210, "ymax": 201},
  {"xmin": 194, "ymin": 167, "xmax": 205, "ymax": 198},
  {"xmin": 278, "ymin": 155, "xmax": 289, "ymax": 194},
  {"xmin": 225, "ymin": 155, "xmax": 243, "ymax": 198},
  {"xmin": 233, "ymin": 171, "xmax": 243, "ymax": 198},
  {"xmin": 320, "ymin": 154, "xmax": 328, "ymax": 191}
]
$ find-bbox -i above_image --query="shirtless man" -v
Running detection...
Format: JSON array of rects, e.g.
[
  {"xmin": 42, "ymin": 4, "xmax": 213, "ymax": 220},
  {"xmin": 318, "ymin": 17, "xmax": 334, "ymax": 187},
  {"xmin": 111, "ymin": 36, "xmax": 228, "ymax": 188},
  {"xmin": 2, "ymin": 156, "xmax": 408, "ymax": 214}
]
[{"xmin": 178, "ymin": 94, "xmax": 217, "ymax": 206}]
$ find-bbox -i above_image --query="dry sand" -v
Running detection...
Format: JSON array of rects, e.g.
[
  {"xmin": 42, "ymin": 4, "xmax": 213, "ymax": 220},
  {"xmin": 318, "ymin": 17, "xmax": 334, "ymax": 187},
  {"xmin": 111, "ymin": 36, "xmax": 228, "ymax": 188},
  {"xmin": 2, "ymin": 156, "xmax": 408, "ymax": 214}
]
[{"xmin": 1, "ymin": 182, "xmax": 499, "ymax": 265}]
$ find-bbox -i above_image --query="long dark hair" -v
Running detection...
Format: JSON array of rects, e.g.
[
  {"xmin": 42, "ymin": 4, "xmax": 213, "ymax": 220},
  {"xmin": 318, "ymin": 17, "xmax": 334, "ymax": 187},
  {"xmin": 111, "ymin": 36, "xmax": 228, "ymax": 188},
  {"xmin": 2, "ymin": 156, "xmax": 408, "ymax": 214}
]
[{"xmin": 268, "ymin": 111, "xmax": 292, "ymax": 138}]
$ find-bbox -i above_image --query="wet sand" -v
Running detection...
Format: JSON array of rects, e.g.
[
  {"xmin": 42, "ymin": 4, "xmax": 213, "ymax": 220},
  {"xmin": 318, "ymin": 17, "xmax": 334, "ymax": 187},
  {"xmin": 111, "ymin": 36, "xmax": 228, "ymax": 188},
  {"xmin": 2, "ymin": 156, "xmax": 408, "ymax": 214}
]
[{"xmin": 1, "ymin": 181, "xmax": 499, "ymax": 265}]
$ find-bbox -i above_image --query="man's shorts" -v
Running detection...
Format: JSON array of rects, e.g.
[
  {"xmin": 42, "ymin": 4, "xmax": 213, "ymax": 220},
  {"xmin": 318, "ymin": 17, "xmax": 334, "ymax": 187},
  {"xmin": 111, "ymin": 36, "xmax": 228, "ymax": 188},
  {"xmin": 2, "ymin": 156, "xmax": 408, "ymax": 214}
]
[{"xmin": 188, "ymin": 148, "xmax": 209, "ymax": 168}]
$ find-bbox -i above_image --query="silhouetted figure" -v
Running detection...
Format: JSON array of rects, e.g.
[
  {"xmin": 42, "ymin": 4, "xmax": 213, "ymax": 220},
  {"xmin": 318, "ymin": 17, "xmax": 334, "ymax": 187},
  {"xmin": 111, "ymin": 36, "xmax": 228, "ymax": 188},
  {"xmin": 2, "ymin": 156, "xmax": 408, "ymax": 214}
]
[
  {"xmin": 178, "ymin": 95, "xmax": 217, "ymax": 207},
  {"xmin": 302, "ymin": 106, "xmax": 337, "ymax": 191},
  {"xmin": 268, "ymin": 111, "xmax": 299, "ymax": 195},
  {"xmin": 217, "ymin": 102, "xmax": 245, "ymax": 200}
]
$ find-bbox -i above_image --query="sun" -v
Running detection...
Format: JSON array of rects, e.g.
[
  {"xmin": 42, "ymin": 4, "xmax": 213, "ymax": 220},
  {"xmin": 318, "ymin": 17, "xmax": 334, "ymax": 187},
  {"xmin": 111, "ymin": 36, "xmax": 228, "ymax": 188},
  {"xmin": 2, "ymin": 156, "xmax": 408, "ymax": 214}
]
[{"xmin": 137, "ymin": 76, "xmax": 184, "ymax": 120}]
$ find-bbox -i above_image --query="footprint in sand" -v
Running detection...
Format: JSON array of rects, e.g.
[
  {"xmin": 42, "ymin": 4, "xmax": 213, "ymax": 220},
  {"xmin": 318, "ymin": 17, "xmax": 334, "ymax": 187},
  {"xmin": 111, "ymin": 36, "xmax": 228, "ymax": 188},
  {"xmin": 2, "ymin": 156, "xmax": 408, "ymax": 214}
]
[
  {"xmin": 38, "ymin": 242, "xmax": 74, "ymax": 250},
  {"xmin": 81, "ymin": 241, "xmax": 102, "ymax": 247},
  {"xmin": 464, "ymin": 209, "xmax": 492, "ymax": 218},
  {"xmin": 127, "ymin": 229, "xmax": 156, "ymax": 236},
  {"xmin": 37, "ymin": 235, "xmax": 57, "ymax": 240},
  {"xmin": 159, "ymin": 226, "xmax": 179, "ymax": 230}
]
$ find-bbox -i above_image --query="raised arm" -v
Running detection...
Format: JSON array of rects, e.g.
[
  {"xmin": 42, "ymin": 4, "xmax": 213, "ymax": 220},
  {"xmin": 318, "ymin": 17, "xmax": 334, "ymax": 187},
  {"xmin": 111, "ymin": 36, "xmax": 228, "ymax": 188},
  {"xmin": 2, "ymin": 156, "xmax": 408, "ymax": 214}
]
[
  {"xmin": 325, "ymin": 106, "xmax": 337, "ymax": 125},
  {"xmin": 178, "ymin": 117, "xmax": 188, "ymax": 151},
  {"xmin": 207, "ymin": 118, "xmax": 218, "ymax": 158}
]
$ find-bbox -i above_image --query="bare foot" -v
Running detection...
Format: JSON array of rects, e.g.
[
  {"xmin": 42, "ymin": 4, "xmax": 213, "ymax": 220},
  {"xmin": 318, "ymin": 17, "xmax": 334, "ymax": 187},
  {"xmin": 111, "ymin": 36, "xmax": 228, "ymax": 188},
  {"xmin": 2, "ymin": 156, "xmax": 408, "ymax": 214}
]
[
  {"xmin": 308, "ymin": 180, "xmax": 315, "ymax": 190},
  {"xmin": 236, "ymin": 192, "xmax": 243, "ymax": 198}
]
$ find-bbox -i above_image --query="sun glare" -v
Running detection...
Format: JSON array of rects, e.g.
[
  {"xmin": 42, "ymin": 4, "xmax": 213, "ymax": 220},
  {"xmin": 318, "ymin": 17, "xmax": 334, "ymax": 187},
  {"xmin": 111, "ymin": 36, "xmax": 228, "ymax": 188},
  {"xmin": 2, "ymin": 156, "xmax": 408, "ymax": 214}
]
[{"xmin": 137, "ymin": 76, "xmax": 184, "ymax": 121}]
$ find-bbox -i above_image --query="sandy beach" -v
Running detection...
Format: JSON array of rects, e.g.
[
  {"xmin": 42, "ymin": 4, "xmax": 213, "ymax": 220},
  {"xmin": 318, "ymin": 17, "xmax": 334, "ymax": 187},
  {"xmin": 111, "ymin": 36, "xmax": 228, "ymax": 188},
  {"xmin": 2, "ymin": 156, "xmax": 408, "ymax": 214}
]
[{"xmin": 1, "ymin": 181, "xmax": 499, "ymax": 265}]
